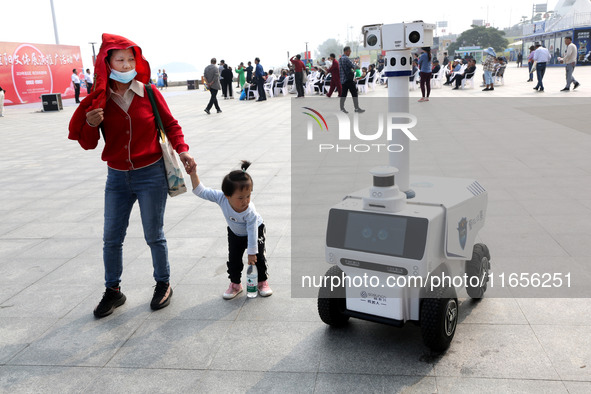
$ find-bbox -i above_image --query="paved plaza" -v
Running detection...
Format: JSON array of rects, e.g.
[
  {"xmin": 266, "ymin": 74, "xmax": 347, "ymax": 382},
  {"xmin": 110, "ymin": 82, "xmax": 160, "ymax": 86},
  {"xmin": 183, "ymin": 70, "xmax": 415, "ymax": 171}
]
[{"xmin": 1, "ymin": 65, "xmax": 591, "ymax": 393}]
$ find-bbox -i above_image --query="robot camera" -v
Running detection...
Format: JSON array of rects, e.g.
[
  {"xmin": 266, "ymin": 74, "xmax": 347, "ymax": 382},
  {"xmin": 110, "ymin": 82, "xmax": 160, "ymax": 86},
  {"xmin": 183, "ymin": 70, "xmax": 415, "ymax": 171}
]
[
  {"xmin": 363, "ymin": 22, "xmax": 435, "ymax": 51},
  {"xmin": 362, "ymin": 24, "xmax": 383, "ymax": 50},
  {"xmin": 404, "ymin": 22, "xmax": 436, "ymax": 48}
]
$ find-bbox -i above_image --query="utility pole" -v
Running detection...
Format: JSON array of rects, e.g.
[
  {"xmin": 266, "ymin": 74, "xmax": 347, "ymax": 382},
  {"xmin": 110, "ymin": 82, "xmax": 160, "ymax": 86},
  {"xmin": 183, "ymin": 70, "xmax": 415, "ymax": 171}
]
[
  {"xmin": 305, "ymin": 42, "xmax": 308, "ymax": 64},
  {"xmin": 50, "ymin": 0, "xmax": 60, "ymax": 45}
]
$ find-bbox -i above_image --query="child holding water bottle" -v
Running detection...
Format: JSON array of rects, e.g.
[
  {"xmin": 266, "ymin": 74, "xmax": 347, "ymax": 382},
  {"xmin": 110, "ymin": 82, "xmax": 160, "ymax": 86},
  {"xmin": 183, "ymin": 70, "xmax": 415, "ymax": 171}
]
[{"xmin": 189, "ymin": 161, "xmax": 272, "ymax": 299}]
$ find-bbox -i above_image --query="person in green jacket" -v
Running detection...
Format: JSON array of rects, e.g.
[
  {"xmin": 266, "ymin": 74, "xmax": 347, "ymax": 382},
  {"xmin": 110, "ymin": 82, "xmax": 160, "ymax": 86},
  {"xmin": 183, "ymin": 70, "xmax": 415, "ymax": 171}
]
[{"xmin": 235, "ymin": 62, "xmax": 246, "ymax": 91}]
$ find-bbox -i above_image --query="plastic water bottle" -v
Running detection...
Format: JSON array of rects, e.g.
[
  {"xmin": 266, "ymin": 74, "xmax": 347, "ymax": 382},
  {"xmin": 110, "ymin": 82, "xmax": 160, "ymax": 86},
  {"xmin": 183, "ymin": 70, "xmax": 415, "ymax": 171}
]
[{"xmin": 247, "ymin": 265, "xmax": 258, "ymax": 298}]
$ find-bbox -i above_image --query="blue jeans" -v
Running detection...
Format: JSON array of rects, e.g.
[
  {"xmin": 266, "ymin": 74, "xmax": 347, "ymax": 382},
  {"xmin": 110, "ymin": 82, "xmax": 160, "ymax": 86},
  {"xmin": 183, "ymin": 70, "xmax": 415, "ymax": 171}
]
[
  {"xmin": 535, "ymin": 62, "xmax": 547, "ymax": 90},
  {"xmin": 103, "ymin": 159, "xmax": 169, "ymax": 288},
  {"xmin": 484, "ymin": 70, "xmax": 493, "ymax": 85}
]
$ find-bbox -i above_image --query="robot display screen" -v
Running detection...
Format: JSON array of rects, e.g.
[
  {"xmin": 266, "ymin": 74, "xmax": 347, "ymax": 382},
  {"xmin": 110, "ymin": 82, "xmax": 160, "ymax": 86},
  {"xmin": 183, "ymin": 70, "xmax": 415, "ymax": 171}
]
[
  {"xmin": 344, "ymin": 212, "xmax": 407, "ymax": 256},
  {"xmin": 326, "ymin": 209, "xmax": 428, "ymax": 260}
]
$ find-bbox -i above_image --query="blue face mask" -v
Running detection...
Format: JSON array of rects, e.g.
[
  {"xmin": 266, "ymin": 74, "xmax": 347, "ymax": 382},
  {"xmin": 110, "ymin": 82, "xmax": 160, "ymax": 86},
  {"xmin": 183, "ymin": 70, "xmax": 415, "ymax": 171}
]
[{"xmin": 110, "ymin": 69, "xmax": 137, "ymax": 83}]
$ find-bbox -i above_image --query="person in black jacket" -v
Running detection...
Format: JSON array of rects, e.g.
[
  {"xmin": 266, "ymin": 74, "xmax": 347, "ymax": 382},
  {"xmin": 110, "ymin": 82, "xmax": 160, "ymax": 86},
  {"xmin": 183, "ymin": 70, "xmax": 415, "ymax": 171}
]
[
  {"xmin": 245, "ymin": 61, "xmax": 254, "ymax": 83},
  {"xmin": 221, "ymin": 65, "xmax": 234, "ymax": 99},
  {"xmin": 452, "ymin": 59, "xmax": 477, "ymax": 89}
]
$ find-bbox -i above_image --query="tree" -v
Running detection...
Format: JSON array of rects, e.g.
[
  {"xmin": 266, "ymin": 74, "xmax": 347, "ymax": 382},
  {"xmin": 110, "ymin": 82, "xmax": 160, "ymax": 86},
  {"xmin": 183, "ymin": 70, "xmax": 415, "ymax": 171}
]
[
  {"xmin": 315, "ymin": 39, "xmax": 343, "ymax": 60},
  {"xmin": 447, "ymin": 26, "xmax": 509, "ymax": 55}
]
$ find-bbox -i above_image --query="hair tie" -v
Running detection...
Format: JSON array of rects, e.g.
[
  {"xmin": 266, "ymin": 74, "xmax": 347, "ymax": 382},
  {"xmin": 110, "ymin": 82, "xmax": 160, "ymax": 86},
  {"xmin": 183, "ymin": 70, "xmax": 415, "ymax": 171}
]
[{"xmin": 242, "ymin": 169, "xmax": 246, "ymax": 173}]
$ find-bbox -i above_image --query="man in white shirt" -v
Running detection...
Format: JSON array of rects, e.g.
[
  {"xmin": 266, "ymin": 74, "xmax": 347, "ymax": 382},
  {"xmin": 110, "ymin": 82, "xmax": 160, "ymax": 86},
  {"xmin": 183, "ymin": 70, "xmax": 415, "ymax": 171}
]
[
  {"xmin": 84, "ymin": 69, "xmax": 93, "ymax": 94},
  {"xmin": 559, "ymin": 36, "xmax": 580, "ymax": 92},
  {"xmin": 532, "ymin": 43, "xmax": 551, "ymax": 92},
  {"xmin": 71, "ymin": 69, "xmax": 81, "ymax": 103}
]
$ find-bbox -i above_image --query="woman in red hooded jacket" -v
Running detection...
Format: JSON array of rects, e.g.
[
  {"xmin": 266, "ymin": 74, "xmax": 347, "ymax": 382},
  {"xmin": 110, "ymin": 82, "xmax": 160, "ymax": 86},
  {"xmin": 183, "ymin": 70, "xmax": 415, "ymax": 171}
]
[{"xmin": 69, "ymin": 33, "xmax": 196, "ymax": 318}]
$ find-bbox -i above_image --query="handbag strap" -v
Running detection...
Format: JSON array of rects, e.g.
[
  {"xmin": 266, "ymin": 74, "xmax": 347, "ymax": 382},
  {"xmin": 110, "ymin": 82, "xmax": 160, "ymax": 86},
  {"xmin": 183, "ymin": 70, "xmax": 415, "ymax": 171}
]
[{"xmin": 145, "ymin": 83, "xmax": 166, "ymax": 142}]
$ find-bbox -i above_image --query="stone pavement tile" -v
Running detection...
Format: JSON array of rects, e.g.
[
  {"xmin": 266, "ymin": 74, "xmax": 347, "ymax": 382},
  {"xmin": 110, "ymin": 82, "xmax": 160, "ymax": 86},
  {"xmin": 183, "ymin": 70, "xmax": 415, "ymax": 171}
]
[
  {"xmin": 433, "ymin": 324, "xmax": 559, "ymax": 380},
  {"xmin": 145, "ymin": 284, "xmax": 243, "ymax": 321},
  {"xmin": 435, "ymin": 377, "xmax": 568, "ymax": 393},
  {"xmin": 209, "ymin": 321, "xmax": 323, "ymax": 373},
  {"xmin": 532, "ymin": 325, "xmax": 591, "ymax": 381},
  {"xmin": 8, "ymin": 312, "xmax": 148, "ymax": 367},
  {"xmin": 564, "ymin": 381, "xmax": 591, "ymax": 394},
  {"xmin": 316, "ymin": 321, "xmax": 434, "ymax": 376},
  {"xmin": 535, "ymin": 214, "xmax": 591, "ymax": 236},
  {"xmin": 32, "ymin": 256, "xmax": 103, "ymax": 286},
  {"xmin": 3, "ymin": 257, "xmax": 67, "ymax": 288},
  {"xmin": 235, "ymin": 284, "xmax": 318, "ymax": 322},
  {"xmin": 456, "ymin": 298, "xmax": 528, "ymax": 325},
  {"xmin": 0, "ymin": 239, "xmax": 45, "ymax": 260},
  {"xmin": 518, "ymin": 198, "xmax": 591, "ymax": 217},
  {"xmin": 479, "ymin": 228, "xmax": 568, "ymax": 259},
  {"xmin": 196, "ymin": 370, "xmax": 316, "ymax": 393},
  {"xmin": 106, "ymin": 319, "xmax": 231, "ymax": 370},
  {"xmin": 0, "ymin": 283, "xmax": 92, "ymax": 319},
  {"xmin": 15, "ymin": 237, "xmax": 95, "ymax": 260},
  {"xmin": 84, "ymin": 367, "xmax": 205, "ymax": 393},
  {"xmin": 0, "ymin": 318, "xmax": 57, "ymax": 364},
  {"xmin": 517, "ymin": 299, "xmax": 591, "ymax": 325},
  {"xmin": 178, "ymin": 255, "xmax": 235, "ymax": 286},
  {"xmin": 552, "ymin": 233, "xmax": 591, "ymax": 258},
  {"xmin": 0, "ymin": 366, "xmax": 101, "ymax": 393},
  {"xmin": 314, "ymin": 373, "xmax": 437, "ymax": 393}
]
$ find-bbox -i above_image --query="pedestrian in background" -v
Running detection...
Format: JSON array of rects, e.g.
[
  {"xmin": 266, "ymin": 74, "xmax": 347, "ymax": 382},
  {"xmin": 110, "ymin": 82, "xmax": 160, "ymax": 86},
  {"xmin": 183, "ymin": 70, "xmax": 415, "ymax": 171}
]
[
  {"xmin": 527, "ymin": 45, "xmax": 536, "ymax": 82},
  {"xmin": 221, "ymin": 65, "xmax": 234, "ymax": 99},
  {"xmin": 84, "ymin": 68, "xmax": 93, "ymax": 94},
  {"xmin": 204, "ymin": 57, "xmax": 222, "ymax": 114},
  {"xmin": 235, "ymin": 62, "xmax": 246, "ymax": 91},
  {"xmin": 255, "ymin": 57, "xmax": 266, "ymax": 102},
  {"xmin": 325, "ymin": 53, "xmax": 341, "ymax": 98},
  {"xmin": 162, "ymin": 69, "xmax": 168, "ymax": 89},
  {"xmin": 339, "ymin": 46, "xmax": 364, "ymax": 113},
  {"xmin": 245, "ymin": 61, "xmax": 253, "ymax": 83},
  {"xmin": 559, "ymin": 36, "xmax": 581, "ymax": 92},
  {"xmin": 482, "ymin": 47, "xmax": 496, "ymax": 91},
  {"xmin": 418, "ymin": 47, "xmax": 432, "ymax": 101},
  {"xmin": 533, "ymin": 43, "xmax": 551, "ymax": 92},
  {"xmin": 71, "ymin": 69, "xmax": 81, "ymax": 103},
  {"xmin": 290, "ymin": 54, "xmax": 306, "ymax": 98}
]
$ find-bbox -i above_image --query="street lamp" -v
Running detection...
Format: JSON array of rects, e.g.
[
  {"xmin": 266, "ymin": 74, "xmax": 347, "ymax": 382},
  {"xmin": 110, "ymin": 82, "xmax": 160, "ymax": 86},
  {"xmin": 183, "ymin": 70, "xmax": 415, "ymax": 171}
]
[
  {"xmin": 89, "ymin": 42, "xmax": 97, "ymax": 66},
  {"xmin": 50, "ymin": 0, "xmax": 59, "ymax": 45}
]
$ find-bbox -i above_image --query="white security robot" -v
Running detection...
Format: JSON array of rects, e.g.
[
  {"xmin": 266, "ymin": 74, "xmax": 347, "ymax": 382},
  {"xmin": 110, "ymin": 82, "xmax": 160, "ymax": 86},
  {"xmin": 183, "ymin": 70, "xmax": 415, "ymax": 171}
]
[{"xmin": 317, "ymin": 22, "xmax": 491, "ymax": 352}]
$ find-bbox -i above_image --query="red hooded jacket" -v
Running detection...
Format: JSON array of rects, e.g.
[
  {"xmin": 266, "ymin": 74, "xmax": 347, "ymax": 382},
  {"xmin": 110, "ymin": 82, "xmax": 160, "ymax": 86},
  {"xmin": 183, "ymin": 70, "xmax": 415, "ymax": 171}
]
[{"xmin": 68, "ymin": 33, "xmax": 189, "ymax": 171}]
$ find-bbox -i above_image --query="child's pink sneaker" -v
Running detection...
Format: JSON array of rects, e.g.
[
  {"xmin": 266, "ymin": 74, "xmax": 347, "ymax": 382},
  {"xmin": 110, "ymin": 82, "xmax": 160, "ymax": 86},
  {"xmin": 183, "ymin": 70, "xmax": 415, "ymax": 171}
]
[
  {"xmin": 223, "ymin": 283, "xmax": 243, "ymax": 299},
  {"xmin": 258, "ymin": 281, "xmax": 273, "ymax": 297}
]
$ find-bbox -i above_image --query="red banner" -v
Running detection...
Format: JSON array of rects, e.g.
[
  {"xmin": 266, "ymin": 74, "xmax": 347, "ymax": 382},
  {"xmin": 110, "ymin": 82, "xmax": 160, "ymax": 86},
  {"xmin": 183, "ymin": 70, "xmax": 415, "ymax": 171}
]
[{"xmin": 0, "ymin": 41, "xmax": 87, "ymax": 106}]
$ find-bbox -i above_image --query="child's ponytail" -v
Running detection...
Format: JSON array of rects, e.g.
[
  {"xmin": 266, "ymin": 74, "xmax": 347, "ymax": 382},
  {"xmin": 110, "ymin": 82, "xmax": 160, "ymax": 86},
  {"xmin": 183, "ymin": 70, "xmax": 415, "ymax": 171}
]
[{"xmin": 241, "ymin": 160, "xmax": 251, "ymax": 172}]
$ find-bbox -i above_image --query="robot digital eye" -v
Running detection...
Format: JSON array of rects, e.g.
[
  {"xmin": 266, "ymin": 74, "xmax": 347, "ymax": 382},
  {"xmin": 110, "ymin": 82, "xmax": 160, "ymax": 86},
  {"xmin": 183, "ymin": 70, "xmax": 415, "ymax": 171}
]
[
  {"xmin": 408, "ymin": 31, "xmax": 421, "ymax": 44},
  {"xmin": 367, "ymin": 34, "xmax": 378, "ymax": 46},
  {"xmin": 390, "ymin": 58, "xmax": 396, "ymax": 66},
  {"xmin": 401, "ymin": 57, "xmax": 407, "ymax": 66}
]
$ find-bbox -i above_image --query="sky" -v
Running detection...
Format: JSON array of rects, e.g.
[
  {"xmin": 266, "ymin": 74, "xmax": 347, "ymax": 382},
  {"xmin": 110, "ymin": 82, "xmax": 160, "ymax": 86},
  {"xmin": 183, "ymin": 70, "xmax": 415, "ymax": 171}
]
[{"xmin": 3, "ymin": 0, "xmax": 558, "ymax": 78}]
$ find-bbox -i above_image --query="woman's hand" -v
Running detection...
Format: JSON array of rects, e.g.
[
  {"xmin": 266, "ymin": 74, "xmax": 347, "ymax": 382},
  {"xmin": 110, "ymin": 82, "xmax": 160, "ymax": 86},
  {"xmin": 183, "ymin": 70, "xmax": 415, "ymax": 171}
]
[
  {"xmin": 248, "ymin": 254, "xmax": 257, "ymax": 265},
  {"xmin": 179, "ymin": 152, "xmax": 196, "ymax": 174},
  {"xmin": 86, "ymin": 108, "xmax": 104, "ymax": 127}
]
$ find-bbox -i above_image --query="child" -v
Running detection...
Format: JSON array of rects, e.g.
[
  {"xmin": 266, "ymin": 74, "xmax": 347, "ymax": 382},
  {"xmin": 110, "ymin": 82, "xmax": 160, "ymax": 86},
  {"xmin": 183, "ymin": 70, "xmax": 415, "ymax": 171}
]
[{"xmin": 190, "ymin": 161, "xmax": 272, "ymax": 299}]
